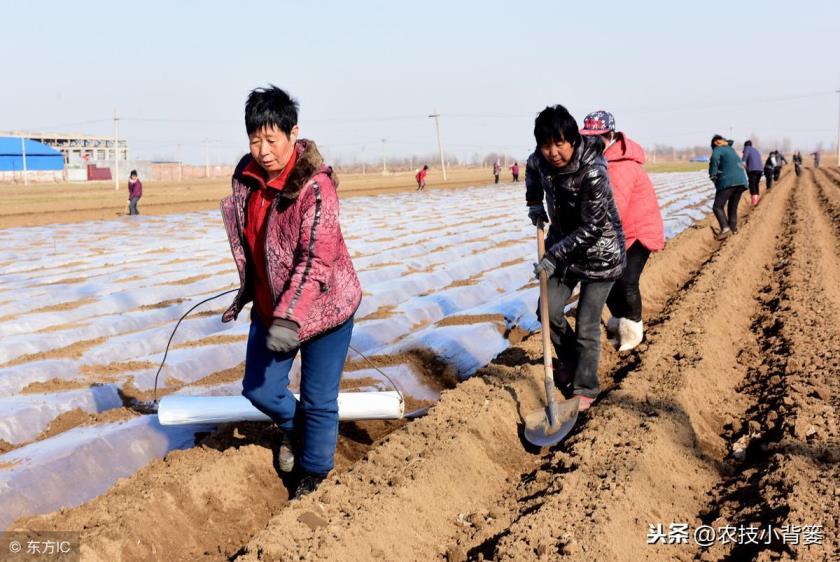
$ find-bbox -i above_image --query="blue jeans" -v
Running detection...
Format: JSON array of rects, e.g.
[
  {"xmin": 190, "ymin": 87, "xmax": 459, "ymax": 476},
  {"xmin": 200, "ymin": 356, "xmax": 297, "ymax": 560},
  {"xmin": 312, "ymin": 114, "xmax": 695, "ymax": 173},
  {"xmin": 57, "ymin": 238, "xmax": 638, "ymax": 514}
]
[
  {"xmin": 242, "ymin": 314, "xmax": 353, "ymax": 475},
  {"xmin": 128, "ymin": 197, "xmax": 140, "ymax": 215}
]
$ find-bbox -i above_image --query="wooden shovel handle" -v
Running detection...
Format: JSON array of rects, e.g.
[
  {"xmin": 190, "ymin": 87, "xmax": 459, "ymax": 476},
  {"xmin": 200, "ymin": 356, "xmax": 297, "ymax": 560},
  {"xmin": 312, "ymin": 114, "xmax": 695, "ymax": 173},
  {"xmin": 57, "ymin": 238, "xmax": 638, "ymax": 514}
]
[{"xmin": 537, "ymin": 226, "xmax": 560, "ymax": 426}]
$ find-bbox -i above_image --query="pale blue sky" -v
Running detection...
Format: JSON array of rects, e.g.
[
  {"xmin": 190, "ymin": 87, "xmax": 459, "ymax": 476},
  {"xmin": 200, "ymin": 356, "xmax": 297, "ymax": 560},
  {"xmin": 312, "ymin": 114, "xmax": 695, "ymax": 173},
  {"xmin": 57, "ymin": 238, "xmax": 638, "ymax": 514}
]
[{"xmin": 2, "ymin": 0, "xmax": 838, "ymax": 164}]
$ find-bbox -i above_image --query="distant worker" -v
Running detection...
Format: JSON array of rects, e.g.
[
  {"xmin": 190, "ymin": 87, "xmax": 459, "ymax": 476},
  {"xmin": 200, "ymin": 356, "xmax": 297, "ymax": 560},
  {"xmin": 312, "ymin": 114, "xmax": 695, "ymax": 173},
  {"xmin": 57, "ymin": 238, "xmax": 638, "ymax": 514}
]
[
  {"xmin": 709, "ymin": 135, "xmax": 748, "ymax": 240},
  {"xmin": 127, "ymin": 170, "xmax": 143, "ymax": 215},
  {"xmin": 510, "ymin": 161, "xmax": 520, "ymax": 182},
  {"xmin": 416, "ymin": 164, "xmax": 429, "ymax": 191},
  {"xmin": 527, "ymin": 105, "xmax": 626, "ymax": 412},
  {"xmin": 764, "ymin": 150, "xmax": 779, "ymax": 190},
  {"xmin": 580, "ymin": 110, "xmax": 664, "ymax": 352},
  {"xmin": 793, "ymin": 151, "xmax": 803, "ymax": 177},
  {"xmin": 741, "ymin": 140, "xmax": 764, "ymax": 206},
  {"xmin": 493, "ymin": 160, "xmax": 502, "ymax": 184},
  {"xmin": 222, "ymin": 86, "xmax": 362, "ymax": 499},
  {"xmin": 773, "ymin": 150, "xmax": 787, "ymax": 181},
  {"xmin": 811, "ymin": 149, "xmax": 821, "ymax": 168}
]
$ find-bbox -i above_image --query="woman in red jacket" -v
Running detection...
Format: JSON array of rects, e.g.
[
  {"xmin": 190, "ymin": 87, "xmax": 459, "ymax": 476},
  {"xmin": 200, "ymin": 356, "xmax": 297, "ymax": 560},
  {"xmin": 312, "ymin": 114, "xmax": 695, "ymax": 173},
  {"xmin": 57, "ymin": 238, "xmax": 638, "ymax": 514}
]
[
  {"xmin": 580, "ymin": 111, "xmax": 664, "ymax": 351},
  {"xmin": 222, "ymin": 86, "xmax": 362, "ymax": 499}
]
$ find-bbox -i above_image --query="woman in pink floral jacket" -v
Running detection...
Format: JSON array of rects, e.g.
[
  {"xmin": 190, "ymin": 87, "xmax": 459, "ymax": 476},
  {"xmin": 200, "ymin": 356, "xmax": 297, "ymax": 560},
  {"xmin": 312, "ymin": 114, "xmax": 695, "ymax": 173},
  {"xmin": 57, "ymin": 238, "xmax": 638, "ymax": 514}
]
[{"xmin": 221, "ymin": 86, "xmax": 361, "ymax": 498}]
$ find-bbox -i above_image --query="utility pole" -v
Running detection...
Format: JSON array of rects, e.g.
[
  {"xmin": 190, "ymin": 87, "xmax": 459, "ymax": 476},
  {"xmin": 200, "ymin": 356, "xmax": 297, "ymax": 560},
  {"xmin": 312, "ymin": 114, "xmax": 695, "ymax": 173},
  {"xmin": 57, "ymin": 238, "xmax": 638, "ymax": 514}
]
[
  {"xmin": 429, "ymin": 108, "xmax": 447, "ymax": 180},
  {"xmin": 204, "ymin": 140, "xmax": 210, "ymax": 178},
  {"xmin": 381, "ymin": 138, "xmax": 387, "ymax": 175},
  {"xmin": 20, "ymin": 136, "xmax": 28, "ymax": 186},
  {"xmin": 728, "ymin": 125, "xmax": 734, "ymax": 140},
  {"xmin": 113, "ymin": 108, "xmax": 120, "ymax": 190},
  {"xmin": 836, "ymin": 89, "xmax": 840, "ymax": 165}
]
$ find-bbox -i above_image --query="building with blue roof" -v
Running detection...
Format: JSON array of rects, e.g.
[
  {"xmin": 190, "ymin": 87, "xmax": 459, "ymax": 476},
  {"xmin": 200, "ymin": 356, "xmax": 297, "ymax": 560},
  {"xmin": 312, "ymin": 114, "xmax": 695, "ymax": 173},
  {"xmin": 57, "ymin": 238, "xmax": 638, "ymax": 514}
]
[{"xmin": 0, "ymin": 137, "xmax": 65, "ymax": 172}]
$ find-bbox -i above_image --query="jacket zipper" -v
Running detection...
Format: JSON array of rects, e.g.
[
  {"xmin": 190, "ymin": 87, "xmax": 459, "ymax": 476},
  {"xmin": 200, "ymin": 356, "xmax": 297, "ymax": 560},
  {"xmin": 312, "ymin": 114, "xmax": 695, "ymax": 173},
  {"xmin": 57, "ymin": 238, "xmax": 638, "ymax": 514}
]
[{"xmin": 263, "ymin": 196, "xmax": 278, "ymax": 309}]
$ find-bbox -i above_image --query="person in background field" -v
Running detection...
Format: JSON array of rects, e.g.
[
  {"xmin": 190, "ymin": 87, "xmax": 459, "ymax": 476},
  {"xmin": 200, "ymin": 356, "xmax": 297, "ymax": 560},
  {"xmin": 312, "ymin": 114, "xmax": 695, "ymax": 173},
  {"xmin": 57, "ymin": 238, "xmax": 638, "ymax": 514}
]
[
  {"xmin": 493, "ymin": 159, "xmax": 502, "ymax": 184},
  {"xmin": 741, "ymin": 140, "xmax": 764, "ymax": 206},
  {"xmin": 580, "ymin": 110, "xmax": 664, "ymax": 352},
  {"xmin": 526, "ymin": 105, "xmax": 626, "ymax": 412},
  {"xmin": 811, "ymin": 149, "xmax": 821, "ymax": 168},
  {"xmin": 793, "ymin": 151, "xmax": 803, "ymax": 177},
  {"xmin": 510, "ymin": 161, "xmax": 520, "ymax": 182},
  {"xmin": 709, "ymin": 135, "xmax": 748, "ymax": 240},
  {"xmin": 764, "ymin": 150, "xmax": 778, "ymax": 190},
  {"xmin": 773, "ymin": 150, "xmax": 787, "ymax": 181},
  {"xmin": 221, "ymin": 85, "xmax": 362, "ymax": 499},
  {"xmin": 127, "ymin": 170, "xmax": 142, "ymax": 215},
  {"xmin": 415, "ymin": 164, "xmax": 429, "ymax": 191}
]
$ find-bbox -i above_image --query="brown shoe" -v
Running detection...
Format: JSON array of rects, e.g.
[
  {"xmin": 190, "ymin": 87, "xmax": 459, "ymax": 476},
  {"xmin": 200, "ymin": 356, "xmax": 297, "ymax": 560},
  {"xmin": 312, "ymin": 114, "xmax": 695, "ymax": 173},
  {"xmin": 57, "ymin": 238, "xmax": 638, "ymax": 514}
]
[
  {"xmin": 715, "ymin": 228, "xmax": 732, "ymax": 241},
  {"xmin": 575, "ymin": 395, "xmax": 595, "ymax": 411}
]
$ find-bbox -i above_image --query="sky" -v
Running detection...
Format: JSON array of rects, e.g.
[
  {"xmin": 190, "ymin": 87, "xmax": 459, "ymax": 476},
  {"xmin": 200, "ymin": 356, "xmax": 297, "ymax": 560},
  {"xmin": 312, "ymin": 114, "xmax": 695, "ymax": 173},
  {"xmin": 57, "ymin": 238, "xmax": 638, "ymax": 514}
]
[{"xmin": 2, "ymin": 0, "xmax": 838, "ymax": 165}]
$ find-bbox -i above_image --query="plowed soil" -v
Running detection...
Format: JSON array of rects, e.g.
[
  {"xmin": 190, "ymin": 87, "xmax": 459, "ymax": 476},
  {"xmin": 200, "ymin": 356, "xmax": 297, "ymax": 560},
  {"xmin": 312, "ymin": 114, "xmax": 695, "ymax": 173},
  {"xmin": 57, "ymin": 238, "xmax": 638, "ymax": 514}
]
[{"xmin": 13, "ymin": 168, "xmax": 839, "ymax": 561}]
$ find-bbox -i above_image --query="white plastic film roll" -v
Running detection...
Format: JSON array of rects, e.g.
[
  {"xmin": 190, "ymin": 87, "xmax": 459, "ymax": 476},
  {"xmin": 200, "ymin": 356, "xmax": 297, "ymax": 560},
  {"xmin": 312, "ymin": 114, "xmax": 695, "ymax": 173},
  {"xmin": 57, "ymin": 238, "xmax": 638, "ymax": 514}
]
[{"xmin": 157, "ymin": 392, "xmax": 404, "ymax": 426}]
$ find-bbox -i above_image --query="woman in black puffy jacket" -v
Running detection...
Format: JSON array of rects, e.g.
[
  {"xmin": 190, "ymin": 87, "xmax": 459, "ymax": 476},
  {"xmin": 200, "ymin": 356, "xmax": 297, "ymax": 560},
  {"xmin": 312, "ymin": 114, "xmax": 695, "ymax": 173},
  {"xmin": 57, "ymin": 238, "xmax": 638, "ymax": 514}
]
[{"xmin": 526, "ymin": 104, "xmax": 626, "ymax": 411}]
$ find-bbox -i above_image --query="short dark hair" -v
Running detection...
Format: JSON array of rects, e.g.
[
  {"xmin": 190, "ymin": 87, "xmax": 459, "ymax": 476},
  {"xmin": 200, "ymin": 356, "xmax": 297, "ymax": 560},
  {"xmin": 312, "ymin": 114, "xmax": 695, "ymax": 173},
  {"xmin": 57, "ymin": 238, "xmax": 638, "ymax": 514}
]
[
  {"xmin": 744, "ymin": 140, "xmax": 752, "ymax": 147},
  {"xmin": 129, "ymin": 169, "xmax": 138, "ymax": 177},
  {"xmin": 245, "ymin": 85, "xmax": 299, "ymax": 137},
  {"xmin": 533, "ymin": 105, "xmax": 581, "ymax": 147},
  {"xmin": 710, "ymin": 134, "xmax": 725, "ymax": 149}
]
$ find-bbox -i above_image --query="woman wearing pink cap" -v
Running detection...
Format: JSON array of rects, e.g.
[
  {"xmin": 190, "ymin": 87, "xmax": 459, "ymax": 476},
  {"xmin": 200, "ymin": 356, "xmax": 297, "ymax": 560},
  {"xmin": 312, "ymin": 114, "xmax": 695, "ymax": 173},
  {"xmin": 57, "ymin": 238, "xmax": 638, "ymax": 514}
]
[{"xmin": 580, "ymin": 111, "xmax": 664, "ymax": 351}]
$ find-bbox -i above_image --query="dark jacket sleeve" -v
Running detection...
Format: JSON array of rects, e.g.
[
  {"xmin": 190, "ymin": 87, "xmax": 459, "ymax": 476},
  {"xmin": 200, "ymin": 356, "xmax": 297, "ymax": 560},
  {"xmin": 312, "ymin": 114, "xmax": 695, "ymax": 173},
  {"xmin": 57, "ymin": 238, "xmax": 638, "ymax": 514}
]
[
  {"xmin": 709, "ymin": 149, "xmax": 721, "ymax": 180},
  {"xmin": 524, "ymin": 155, "xmax": 544, "ymax": 206},
  {"xmin": 548, "ymin": 167, "xmax": 611, "ymax": 263}
]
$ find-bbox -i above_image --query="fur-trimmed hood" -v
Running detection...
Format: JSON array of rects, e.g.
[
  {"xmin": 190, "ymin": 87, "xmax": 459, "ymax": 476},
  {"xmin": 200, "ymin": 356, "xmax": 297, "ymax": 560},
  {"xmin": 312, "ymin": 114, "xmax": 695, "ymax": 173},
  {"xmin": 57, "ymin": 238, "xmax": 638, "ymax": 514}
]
[{"xmin": 234, "ymin": 139, "xmax": 337, "ymax": 200}]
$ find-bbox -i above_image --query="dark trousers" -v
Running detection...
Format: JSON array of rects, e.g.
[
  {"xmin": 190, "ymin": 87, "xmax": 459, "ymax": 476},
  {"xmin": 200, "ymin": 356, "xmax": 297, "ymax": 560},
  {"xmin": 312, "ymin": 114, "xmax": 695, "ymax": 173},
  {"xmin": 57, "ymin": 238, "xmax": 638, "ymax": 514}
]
[
  {"xmin": 764, "ymin": 169, "xmax": 774, "ymax": 190},
  {"xmin": 545, "ymin": 275, "xmax": 614, "ymax": 398},
  {"xmin": 242, "ymin": 314, "xmax": 353, "ymax": 475},
  {"xmin": 712, "ymin": 186, "xmax": 745, "ymax": 232},
  {"xmin": 747, "ymin": 171, "xmax": 762, "ymax": 196},
  {"xmin": 512, "ymin": 173, "xmax": 519, "ymax": 182},
  {"xmin": 773, "ymin": 167, "xmax": 781, "ymax": 181},
  {"xmin": 606, "ymin": 241, "xmax": 651, "ymax": 322},
  {"xmin": 128, "ymin": 197, "xmax": 140, "ymax": 215},
  {"xmin": 494, "ymin": 174, "xmax": 500, "ymax": 184}
]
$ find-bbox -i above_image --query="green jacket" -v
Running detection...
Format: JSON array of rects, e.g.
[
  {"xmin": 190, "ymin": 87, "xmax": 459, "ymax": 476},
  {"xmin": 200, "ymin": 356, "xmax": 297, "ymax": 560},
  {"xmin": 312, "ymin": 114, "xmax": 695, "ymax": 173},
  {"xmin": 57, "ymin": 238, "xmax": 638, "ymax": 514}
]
[{"xmin": 709, "ymin": 142, "xmax": 748, "ymax": 191}]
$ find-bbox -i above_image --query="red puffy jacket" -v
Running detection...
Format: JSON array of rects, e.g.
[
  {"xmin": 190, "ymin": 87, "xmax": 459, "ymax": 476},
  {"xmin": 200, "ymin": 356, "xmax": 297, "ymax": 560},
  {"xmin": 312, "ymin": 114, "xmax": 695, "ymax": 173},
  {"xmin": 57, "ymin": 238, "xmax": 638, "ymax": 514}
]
[
  {"xmin": 221, "ymin": 140, "xmax": 362, "ymax": 341},
  {"xmin": 602, "ymin": 133, "xmax": 664, "ymax": 251}
]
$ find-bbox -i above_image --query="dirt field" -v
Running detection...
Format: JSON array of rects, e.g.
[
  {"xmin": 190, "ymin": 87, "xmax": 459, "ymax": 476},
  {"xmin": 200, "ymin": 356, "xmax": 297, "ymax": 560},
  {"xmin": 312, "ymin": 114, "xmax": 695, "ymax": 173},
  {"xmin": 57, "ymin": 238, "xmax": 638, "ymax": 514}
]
[
  {"xmin": 0, "ymin": 162, "xmax": 706, "ymax": 230},
  {"xmin": 10, "ymin": 166, "xmax": 838, "ymax": 561}
]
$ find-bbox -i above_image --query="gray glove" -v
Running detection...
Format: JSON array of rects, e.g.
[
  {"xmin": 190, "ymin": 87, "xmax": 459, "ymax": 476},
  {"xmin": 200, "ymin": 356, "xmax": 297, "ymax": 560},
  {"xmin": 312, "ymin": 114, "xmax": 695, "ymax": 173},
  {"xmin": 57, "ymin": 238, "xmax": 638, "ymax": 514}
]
[
  {"xmin": 528, "ymin": 205, "xmax": 549, "ymax": 227},
  {"xmin": 533, "ymin": 255, "xmax": 557, "ymax": 279},
  {"xmin": 267, "ymin": 319, "xmax": 300, "ymax": 353}
]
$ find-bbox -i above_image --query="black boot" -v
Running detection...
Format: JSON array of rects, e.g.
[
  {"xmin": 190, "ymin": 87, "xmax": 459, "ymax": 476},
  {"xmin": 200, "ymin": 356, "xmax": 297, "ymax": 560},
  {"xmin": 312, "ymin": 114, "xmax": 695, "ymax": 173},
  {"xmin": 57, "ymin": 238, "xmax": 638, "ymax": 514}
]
[{"xmin": 293, "ymin": 471, "xmax": 326, "ymax": 500}]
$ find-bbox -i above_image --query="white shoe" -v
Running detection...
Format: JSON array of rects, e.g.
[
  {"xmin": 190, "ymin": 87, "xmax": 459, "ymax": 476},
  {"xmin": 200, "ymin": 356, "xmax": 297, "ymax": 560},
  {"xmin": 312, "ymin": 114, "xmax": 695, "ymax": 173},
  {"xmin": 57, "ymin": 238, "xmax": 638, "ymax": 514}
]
[{"xmin": 618, "ymin": 318, "xmax": 644, "ymax": 352}]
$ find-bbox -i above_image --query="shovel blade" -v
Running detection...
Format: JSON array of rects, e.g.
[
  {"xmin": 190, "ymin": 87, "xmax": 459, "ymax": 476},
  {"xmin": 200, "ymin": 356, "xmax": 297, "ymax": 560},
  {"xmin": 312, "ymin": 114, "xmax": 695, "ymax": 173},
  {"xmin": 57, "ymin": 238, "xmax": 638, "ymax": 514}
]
[{"xmin": 523, "ymin": 396, "xmax": 579, "ymax": 447}]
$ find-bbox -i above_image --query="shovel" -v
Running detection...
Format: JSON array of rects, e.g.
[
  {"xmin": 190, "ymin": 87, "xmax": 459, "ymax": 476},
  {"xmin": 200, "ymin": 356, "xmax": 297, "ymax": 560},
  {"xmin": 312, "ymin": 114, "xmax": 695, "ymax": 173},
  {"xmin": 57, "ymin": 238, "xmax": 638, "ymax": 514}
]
[{"xmin": 523, "ymin": 225, "xmax": 580, "ymax": 447}]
